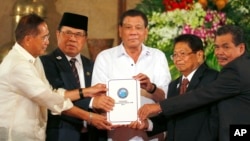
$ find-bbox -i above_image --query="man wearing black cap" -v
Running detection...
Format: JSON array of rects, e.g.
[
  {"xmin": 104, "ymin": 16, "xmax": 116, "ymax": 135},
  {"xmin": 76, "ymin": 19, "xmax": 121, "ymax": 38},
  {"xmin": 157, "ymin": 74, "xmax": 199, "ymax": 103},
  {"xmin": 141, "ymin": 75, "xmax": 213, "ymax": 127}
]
[{"xmin": 40, "ymin": 12, "xmax": 112, "ymax": 141}]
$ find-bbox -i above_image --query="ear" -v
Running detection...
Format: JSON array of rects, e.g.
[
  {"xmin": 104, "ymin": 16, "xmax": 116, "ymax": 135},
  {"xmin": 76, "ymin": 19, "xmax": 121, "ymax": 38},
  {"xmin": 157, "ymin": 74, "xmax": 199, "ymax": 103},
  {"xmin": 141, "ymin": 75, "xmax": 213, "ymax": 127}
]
[
  {"xmin": 144, "ymin": 28, "xmax": 148, "ymax": 41},
  {"xmin": 239, "ymin": 43, "xmax": 246, "ymax": 54},
  {"xmin": 118, "ymin": 25, "xmax": 122, "ymax": 38},
  {"xmin": 23, "ymin": 35, "xmax": 32, "ymax": 47},
  {"xmin": 56, "ymin": 30, "xmax": 60, "ymax": 39},
  {"xmin": 196, "ymin": 50, "xmax": 204, "ymax": 64},
  {"xmin": 196, "ymin": 50, "xmax": 204, "ymax": 57}
]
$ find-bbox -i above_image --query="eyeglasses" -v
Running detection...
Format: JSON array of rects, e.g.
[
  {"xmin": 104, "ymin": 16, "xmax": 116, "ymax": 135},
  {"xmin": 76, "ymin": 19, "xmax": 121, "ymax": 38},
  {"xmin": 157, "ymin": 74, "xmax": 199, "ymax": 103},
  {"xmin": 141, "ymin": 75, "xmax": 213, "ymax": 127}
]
[
  {"xmin": 41, "ymin": 34, "xmax": 50, "ymax": 42},
  {"xmin": 171, "ymin": 51, "xmax": 195, "ymax": 60},
  {"xmin": 60, "ymin": 31, "xmax": 86, "ymax": 39}
]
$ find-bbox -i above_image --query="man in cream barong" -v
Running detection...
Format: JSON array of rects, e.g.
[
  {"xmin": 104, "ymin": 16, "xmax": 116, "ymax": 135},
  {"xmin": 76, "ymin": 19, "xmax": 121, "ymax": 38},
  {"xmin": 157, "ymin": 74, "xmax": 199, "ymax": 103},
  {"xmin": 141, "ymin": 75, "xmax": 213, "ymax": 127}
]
[{"xmin": 0, "ymin": 13, "xmax": 114, "ymax": 141}]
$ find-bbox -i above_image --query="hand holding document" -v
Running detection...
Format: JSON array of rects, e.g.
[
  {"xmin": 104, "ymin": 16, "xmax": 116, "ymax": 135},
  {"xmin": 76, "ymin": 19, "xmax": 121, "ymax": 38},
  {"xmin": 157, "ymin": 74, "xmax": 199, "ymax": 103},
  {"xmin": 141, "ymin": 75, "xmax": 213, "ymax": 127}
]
[{"xmin": 107, "ymin": 79, "xmax": 141, "ymax": 125}]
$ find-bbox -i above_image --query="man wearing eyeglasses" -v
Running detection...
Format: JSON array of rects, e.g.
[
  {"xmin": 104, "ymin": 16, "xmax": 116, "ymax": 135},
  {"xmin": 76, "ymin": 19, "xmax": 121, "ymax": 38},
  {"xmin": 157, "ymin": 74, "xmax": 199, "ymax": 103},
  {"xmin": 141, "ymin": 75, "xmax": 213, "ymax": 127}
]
[
  {"xmin": 129, "ymin": 34, "xmax": 219, "ymax": 141},
  {"xmin": 138, "ymin": 25, "xmax": 250, "ymax": 141},
  {"xmin": 40, "ymin": 12, "xmax": 112, "ymax": 141},
  {"xmin": 0, "ymin": 13, "xmax": 113, "ymax": 141}
]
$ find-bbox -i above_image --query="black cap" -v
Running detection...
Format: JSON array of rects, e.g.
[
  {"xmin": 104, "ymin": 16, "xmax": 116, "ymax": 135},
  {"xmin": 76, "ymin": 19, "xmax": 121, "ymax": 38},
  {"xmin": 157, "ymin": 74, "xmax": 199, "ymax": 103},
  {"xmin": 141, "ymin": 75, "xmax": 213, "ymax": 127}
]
[{"xmin": 59, "ymin": 12, "xmax": 88, "ymax": 31}]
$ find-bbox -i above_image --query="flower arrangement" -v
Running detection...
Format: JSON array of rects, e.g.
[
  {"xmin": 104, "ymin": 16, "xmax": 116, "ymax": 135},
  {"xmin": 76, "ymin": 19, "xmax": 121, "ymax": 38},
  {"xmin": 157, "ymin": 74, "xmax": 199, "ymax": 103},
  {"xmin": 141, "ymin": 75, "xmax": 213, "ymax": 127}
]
[
  {"xmin": 163, "ymin": 0, "xmax": 194, "ymax": 11},
  {"xmin": 136, "ymin": 0, "xmax": 250, "ymax": 79}
]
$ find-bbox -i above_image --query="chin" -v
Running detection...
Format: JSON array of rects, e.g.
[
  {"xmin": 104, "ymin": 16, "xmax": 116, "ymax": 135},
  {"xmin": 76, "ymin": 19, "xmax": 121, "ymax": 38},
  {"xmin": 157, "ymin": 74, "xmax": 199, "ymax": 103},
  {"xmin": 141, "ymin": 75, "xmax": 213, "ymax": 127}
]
[{"xmin": 218, "ymin": 62, "xmax": 227, "ymax": 67}]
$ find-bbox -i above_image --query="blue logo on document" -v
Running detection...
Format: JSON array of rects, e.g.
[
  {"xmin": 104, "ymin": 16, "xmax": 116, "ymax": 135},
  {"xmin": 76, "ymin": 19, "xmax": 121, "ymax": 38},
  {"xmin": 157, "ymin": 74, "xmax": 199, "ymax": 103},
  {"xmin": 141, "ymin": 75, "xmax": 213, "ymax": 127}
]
[{"xmin": 117, "ymin": 88, "xmax": 128, "ymax": 99}]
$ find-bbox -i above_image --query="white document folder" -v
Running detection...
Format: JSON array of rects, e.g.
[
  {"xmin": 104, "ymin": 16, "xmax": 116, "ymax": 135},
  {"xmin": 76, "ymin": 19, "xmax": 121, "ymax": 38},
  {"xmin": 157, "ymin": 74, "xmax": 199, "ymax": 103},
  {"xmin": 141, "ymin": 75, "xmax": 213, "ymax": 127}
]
[{"xmin": 107, "ymin": 79, "xmax": 141, "ymax": 125}]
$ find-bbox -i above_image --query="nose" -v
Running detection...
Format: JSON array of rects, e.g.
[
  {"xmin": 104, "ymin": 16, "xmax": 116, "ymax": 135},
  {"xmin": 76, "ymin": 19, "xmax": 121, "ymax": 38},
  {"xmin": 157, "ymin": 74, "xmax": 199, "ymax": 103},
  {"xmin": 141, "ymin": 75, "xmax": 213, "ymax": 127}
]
[
  {"xmin": 68, "ymin": 34, "xmax": 78, "ymax": 41},
  {"xmin": 44, "ymin": 38, "xmax": 49, "ymax": 46},
  {"xmin": 173, "ymin": 56, "xmax": 182, "ymax": 64},
  {"xmin": 214, "ymin": 47, "xmax": 223, "ymax": 55},
  {"xmin": 128, "ymin": 27, "xmax": 139, "ymax": 34}
]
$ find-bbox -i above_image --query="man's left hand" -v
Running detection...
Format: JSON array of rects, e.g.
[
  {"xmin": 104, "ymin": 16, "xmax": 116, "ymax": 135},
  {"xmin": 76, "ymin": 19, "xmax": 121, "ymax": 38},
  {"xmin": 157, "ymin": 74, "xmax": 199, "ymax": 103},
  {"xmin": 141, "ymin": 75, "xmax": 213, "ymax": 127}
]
[{"xmin": 138, "ymin": 104, "xmax": 162, "ymax": 120}]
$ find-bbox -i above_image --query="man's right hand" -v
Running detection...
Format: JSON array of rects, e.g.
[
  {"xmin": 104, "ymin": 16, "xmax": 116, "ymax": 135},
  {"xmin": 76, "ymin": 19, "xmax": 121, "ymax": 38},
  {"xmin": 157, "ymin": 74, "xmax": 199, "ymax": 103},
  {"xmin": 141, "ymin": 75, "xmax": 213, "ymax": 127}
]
[
  {"xmin": 83, "ymin": 83, "xmax": 107, "ymax": 97},
  {"xmin": 89, "ymin": 112, "xmax": 112, "ymax": 130},
  {"xmin": 92, "ymin": 95, "xmax": 114, "ymax": 112},
  {"xmin": 138, "ymin": 104, "xmax": 162, "ymax": 120},
  {"xmin": 128, "ymin": 119, "xmax": 149, "ymax": 130}
]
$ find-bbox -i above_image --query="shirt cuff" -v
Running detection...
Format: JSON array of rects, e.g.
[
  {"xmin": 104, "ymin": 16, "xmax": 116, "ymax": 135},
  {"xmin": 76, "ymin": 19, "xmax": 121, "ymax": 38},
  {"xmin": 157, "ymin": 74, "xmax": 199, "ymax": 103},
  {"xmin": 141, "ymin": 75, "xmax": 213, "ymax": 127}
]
[
  {"xmin": 51, "ymin": 98, "xmax": 73, "ymax": 115},
  {"xmin": 147, "ymin": 119, "xmax": 153, "ymax": 131},
  {"xmin": 89, "ymin": 97, "xmax": 94, "ymax": 109},
  {"xmin": 53, "ymin": 88, "xmax": 65, "ymax": 97}
]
